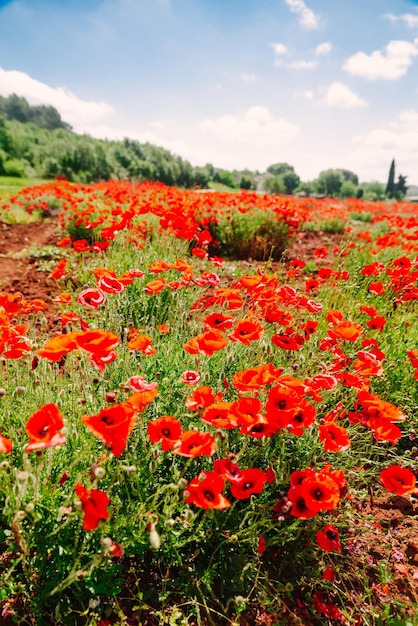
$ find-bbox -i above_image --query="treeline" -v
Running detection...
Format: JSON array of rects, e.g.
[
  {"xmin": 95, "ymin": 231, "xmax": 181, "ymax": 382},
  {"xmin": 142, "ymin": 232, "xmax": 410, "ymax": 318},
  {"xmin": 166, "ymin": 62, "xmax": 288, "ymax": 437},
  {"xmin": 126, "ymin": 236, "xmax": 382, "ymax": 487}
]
[
  {"xmin": 0, "ymin": 95, "xmax": 216, "ymax": 187},
  {"xmin": 0, "ymin": 94, "xmax": 408, "ymax": 199}
]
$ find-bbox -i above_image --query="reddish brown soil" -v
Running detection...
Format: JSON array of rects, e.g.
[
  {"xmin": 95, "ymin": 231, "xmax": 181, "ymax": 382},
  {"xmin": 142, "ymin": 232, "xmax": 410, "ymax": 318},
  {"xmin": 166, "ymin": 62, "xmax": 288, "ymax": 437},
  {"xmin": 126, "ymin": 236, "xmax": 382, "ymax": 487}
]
[
  {"xmin": 0, "ymin": 218, "xmax": 62, "ymax": 311},
  {"xmin": 0, "ymin": 219, "xmax": 417, "ymax": 624}
]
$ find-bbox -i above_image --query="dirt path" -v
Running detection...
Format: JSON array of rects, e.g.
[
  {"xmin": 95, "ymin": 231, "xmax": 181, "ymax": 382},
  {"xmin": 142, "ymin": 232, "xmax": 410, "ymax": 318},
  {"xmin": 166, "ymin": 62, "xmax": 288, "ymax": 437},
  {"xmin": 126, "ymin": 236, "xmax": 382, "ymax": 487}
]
[{"xmin": 0, "ymin": 218, "xmax": 61, "ymax": 301}]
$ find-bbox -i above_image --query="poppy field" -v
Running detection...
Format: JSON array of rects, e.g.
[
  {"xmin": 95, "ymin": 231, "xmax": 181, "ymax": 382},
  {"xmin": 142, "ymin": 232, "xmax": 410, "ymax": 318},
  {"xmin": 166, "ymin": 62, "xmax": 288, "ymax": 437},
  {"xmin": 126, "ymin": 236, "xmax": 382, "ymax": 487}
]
[{"xmin": 0, "ymin": 180, "xmax": 417, "ymax": 625}]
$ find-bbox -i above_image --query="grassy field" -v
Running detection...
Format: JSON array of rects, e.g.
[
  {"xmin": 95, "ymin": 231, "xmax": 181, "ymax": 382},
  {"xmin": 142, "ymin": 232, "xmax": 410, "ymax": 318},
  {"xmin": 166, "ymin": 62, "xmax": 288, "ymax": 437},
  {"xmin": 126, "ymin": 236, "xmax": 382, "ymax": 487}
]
[{"xmin": 0, "ymin": 180, "xmax": 417, "ymax": 625}]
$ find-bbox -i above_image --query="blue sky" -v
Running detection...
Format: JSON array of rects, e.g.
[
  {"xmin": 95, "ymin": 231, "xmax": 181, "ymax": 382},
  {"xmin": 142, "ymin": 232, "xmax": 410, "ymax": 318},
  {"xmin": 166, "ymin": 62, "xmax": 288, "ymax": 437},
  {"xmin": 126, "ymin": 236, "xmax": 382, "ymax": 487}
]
[{"xmin": 0, "ymin": 0, "xmax": 418, "ymax": 183}]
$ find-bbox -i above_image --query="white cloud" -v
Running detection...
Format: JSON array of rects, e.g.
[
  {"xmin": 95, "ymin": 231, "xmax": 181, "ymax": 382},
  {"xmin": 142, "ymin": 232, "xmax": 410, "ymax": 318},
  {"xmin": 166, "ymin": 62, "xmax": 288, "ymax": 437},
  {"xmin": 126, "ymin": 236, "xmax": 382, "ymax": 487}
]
[
  {"xmin": 241, "ymin": 73, "xmax": 257, "ymax": 82},
  {"xmin": 343, "ymin": 40, "xmax": 418, "ymax": 80},
  {"xmin": 322, "ymin": 82, "xmax": 368, "ymax": 108},
  {"xmin": 271, "ymin": 42, "xmax": 288, "ymax": 55},
  {"xmin": 284, "ymin": 0, "xmax": 319, "ymax": 29},
  {"xmin": 287, "ymin": 60, "xmax": 317, "ymax": 69},
  {"xmin": 315, "ymin": 42, "xmax": 332, "ymax": 55},
  {"xmin": 353, "ymin": 108, "xmax": 418, "ymax": 179},
  {"xmin": 201, "ymin": 106, "xmax": 299, "ymax": 146},
  {"xmin": 0, "ymin": 67, "xmax": 114, "ymax": 128},
  {"xmin": 384, "ymin": 12, "xmax": 418, "ymax": 28},
  {"xmin": 294, "ymin": 89, "xmax": 314, "ymax": 100}
]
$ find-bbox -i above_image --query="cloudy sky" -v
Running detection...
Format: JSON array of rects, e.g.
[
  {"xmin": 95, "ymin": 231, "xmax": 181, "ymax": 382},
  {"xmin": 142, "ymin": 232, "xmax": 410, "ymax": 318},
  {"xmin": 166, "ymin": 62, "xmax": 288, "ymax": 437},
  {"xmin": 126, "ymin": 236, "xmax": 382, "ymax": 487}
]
[{"xmin": 0, "ymin": 0, "xmax": 418, "ymax": 183}]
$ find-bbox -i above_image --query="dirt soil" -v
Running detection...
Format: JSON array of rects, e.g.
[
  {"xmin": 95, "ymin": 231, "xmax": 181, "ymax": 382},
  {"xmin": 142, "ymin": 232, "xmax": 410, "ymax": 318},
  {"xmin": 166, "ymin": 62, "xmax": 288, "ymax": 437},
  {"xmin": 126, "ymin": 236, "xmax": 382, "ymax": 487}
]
[{"xmin": 0, "ymin": 219, "xmax": 417, "ymax": 624}]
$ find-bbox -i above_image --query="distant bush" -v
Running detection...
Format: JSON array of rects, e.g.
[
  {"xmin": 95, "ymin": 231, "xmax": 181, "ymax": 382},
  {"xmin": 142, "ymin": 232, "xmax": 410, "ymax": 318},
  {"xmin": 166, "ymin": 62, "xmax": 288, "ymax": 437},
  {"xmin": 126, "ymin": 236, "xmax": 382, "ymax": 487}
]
[
  {"xmin": 208, "ymin": 210, "xmax": 289, "ymax": 260},
  {"xmin": 350, "ymin": 211, "xmax": 372, "ymax": 223}
]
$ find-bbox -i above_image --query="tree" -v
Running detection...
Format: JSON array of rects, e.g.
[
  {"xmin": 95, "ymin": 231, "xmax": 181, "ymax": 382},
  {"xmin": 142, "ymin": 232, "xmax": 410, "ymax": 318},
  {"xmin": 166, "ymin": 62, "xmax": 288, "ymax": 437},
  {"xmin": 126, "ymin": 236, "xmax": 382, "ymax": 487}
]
[
  {"xmin": 267, "ymin": 162, "xmax": 295, "ymax": 176},
  {"xmin": 396, "ymin": 174, "xmax": 408, "ymax": 197},
  {"xmin": 314, "ymin": 169, "xmax": 343, "ymax": 197},
  {"xmin": 386, "ymin": 159, "xmax": 396, "ymax": 198},
  {"xmin": 264, "ymin": 175, "xmax": 285, "ymax": 195}
]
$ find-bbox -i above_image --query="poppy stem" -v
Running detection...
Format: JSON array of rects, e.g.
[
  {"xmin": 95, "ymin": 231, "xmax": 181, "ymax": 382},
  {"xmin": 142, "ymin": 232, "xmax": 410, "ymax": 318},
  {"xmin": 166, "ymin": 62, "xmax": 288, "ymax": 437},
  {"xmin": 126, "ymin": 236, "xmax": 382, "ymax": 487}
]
[{"xmin": 368, "ymin": 484, "xmax": 374, "ymax": 510}]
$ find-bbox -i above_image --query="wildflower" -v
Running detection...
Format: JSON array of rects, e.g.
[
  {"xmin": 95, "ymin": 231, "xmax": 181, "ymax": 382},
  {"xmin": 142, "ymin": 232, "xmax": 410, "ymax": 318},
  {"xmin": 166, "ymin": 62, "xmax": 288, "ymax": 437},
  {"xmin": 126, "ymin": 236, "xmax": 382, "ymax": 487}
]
[
  {"xmin": 82, "ymin": 402, "xmax": 137, "ymax": 457},
  {"xmin": 77, "ymin": 288, "xmax": 106, "ymax": 310},
  {"xmin": 173, "ymin": 430, "xmax": 216, "ymax": 457},
  {"xmin": 25, "ymin": 403, "xmax": 66, "ymax": 452},
  {"xmin": 230, "ymin": 468, "xmax": 266, "ymax": 500},
  {"xmin": 380, "ymin": 465, "xmax": 416, "ymax": 495},
  {"xmin": 257, "ymin": 535, "xmax": 266, "ymax": 554},
  {"xmin": 228, "ymin": 318, "xmax": 264, "ymax": 346},
  {"xmin": 183, "ymin": 329, "xmax": 228, "ymax": 356},
  {"xmin": 184, "ymin": 471, "xmax": 230, "ymax": 509},
  {"xmin": 97, "ymin": 275, "xmax": 125, "ymax": 294},
  {"xmin": 316, "ymin": 524, "xmax": 341, "ymax": 553},
  {"xmin": 147, "ymin": 416, "xmax": 182, "ymax": 451},
  {"xmin": 0, "ymin": 431, "xmax": 13, "ymax": 453},
  {"xmin": 181, "ymin": 370, "xmax": 201, "ymax": 386},
  {"xmin": 49, "ymin": 259, "xmax": 69, "ymax": 279},
  {"xmin": 319, "ymin": 422, "xmax": 350, "ymax": 452},
  {"xmin": 127, "ymin": 334, "xmax": 157, "ymax": 355},
  {"xmin": 75, "ymin": 483, "xmax": 110, "ymax": 530},
  {"xmin": 203, "ymin": 312, "xmax": 235, "ymax": 331},
  {"xmin": 201, "ymin": 402, "xmax": 238, "ymax": 429}
]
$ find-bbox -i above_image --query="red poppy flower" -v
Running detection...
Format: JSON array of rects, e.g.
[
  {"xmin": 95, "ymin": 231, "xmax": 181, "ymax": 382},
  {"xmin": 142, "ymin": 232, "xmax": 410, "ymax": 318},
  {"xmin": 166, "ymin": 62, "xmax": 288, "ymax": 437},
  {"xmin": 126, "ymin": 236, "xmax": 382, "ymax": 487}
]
[
  {"xmin": 369, "ymin": 281, "xmax": 386, "ymax": 295},
  {"xmin": 367, "ymin": 418, "xmax": 401, "ymax": 444},
  {"xmin": 37, "ymin": 331, "xmax": 81, "ymax": 361},
  {"xmin": 230, "ymin": 468, "xmax": 266, "ymax": 500},
  {"xmin": 0, "ymin": 431, "xmax": 13, "ymax": 453},
  {"xmin": 366, "ymin": 316, "xmax": 386, "ymax": 331},
  {"xmin": 184, "ymin": 471, "xmax": 230, "ymax": 509},
  {"xmin": 173, "ymin": 430, "xmax": 216, "ymax": 457},
  {"xmin": 181, "ymin": 370, "xmax": 201, "ymax": 386},
  {"xmin": 379, "ymin": 465, "xmax": 416, "ymax": 495},
  {"xmin": 201, "ymin": 402, "xmax": 238, "ymax": 429},
  {"xmin": 75, "ymin": 483, "xmax": 110, "ymax": 530},
  {"xmin": 213, "ymin": 458, "xmax": 242, "ymax": 482},
  {"xmin": 127, "ymin": 376, "xmax": 158, "ymax": 392},
  {"xmin": 25, "ymin": 403, "xmax": 66, "ymax": 452},
  {"xmin": 287, "ymin": 485, "xmax": 318, "ymax": 519},
  {"xmin": 316, "ymin": 524, "xmax": 341, "ymax": 553},
  {"xmin": 127, "ymin": 334, "xmax": 157, "ymax": 355},
  {"xmin": 257, "ymin": 535, "xmax": 266, "ymax": 554},
  {"xmin": 203, "ymin": 312, "xmax": 235, "ymax": 331},
  {"xmin": 144, "ymin": 278, "xmax": 166, "ymax": 295},
  {"xmin": 82, "ymin": 402, "xmax": 137, "ymax": 457},
  {"xmin": 319, "ymin": 422, "xmax": 350, "ymax": 452},
  {"xmin": 271, "ymin": 332, "xmax": 304, "ymax": 351},
  {"xmin": 232, "ymin": 363, "xmax": 281, "ymax": 392},
  {"xmin": 49, "ymin": 259, "xmax": 69, "ymax": 279},
  {"xmin": 328, "ymin": 320, "xmax": 363, "ymax": 342},
  {"xmin": 186, "ymin": 386, "xmax": 221, "ymax": 411},
  {"xmin": 183, "ymin": 329, "xmax": 228, "ymax": 356},
  {"xmin": 126, "ymin": 388, "xmax": 158, "ymax": 412},
  {"xmin": 147, "ymin": 416, "xmax": 182, "ymax": 451},
  {"xmin": 75, "ymin": 330, "xmax": 120, "ymax": 356},
  {"xmin": 77, "ymin": 288, "xmax": 106, "ymax": 310},
  {"xmin": 228, "ymin": 318, "xmax": 264, "ymax": 346},
  {"xmin": 97, "ymin": 275, "xmax": 125, "ymax": 294},
  {"xmin": 302, "ymin": 474, "xmax": 341, "ymax": 513},
  {"xmin": 315, "ymin": 246, "xmax": 328, "ymax": 258}
]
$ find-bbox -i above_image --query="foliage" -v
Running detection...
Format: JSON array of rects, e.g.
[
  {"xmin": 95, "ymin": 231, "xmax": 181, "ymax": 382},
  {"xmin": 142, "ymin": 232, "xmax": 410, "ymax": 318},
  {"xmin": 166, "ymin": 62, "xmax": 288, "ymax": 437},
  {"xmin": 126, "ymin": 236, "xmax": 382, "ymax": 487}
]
[
  {"xmin": 208, "ymin": 209, "xmax": 290, "ymax": 260},
  {"xmin": 0, "ymin": 94, "xmax": 71, "ymax": 131}
]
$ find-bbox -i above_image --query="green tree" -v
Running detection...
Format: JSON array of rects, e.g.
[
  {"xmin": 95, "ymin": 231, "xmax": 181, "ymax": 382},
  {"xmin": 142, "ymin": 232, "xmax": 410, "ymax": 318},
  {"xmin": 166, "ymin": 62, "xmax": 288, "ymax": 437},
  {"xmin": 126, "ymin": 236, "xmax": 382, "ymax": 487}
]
[
  {"xmin": 266, "ymin": 162, "xmax": 295, "ymax": 176},
  {"xmin": 263, "ymin": 175, "xmax": 285, "ymax": 195},
  {"xmin": 314, "ymin": 169, "xmax": 343, "ymax": 197},
  {"xmin": 386, "ymin": 159, "xmax": 396, "ymax": 198},
  {"xmin": 396, "ymin": 174, "xmax": 408, "ymax": 198}
]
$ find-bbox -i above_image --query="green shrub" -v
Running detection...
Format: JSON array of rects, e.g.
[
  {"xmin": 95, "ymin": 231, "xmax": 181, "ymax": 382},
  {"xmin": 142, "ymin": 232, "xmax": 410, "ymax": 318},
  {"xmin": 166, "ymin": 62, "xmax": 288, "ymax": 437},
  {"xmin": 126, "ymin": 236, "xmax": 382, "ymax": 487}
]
[
  {"xmin": 350, "ymin": 211, "xmax": 372, "ymax": 223},
  {"xmin": 208, "ymin": 209, "xmax": 289, "ymax": 260}
]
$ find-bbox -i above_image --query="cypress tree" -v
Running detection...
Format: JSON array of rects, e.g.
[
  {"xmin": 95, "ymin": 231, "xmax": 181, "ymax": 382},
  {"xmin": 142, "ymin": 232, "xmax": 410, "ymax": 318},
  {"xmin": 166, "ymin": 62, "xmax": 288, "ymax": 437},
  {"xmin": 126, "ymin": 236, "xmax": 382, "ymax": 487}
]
[{"xmin": 386, "ymin": 159, "xmax": 395, "ymax": 198}]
